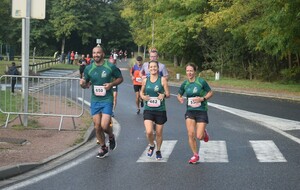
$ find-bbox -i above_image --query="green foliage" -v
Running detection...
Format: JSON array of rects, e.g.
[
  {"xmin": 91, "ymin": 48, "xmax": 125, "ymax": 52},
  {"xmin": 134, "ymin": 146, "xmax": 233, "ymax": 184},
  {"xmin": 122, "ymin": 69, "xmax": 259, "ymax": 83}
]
[{"xmin": 280, "ymin": 66, "xmax": 300, "ymax": 83}]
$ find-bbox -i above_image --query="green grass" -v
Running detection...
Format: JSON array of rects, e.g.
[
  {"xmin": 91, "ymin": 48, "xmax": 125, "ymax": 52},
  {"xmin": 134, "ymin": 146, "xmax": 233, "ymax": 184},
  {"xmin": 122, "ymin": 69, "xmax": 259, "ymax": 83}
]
[
  {"xmin": 158, "ymin": 58, "xmax": 300, "ymax": 95},
  {"xmin": 0, "ymin": 91, "xmax": 40, "ymax": 126}
]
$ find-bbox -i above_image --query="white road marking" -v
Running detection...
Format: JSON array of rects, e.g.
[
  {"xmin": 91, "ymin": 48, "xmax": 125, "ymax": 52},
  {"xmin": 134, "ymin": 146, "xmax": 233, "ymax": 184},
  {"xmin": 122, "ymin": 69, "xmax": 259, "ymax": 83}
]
[
  {"xmin": 2, "ymin": 150, "xmax": 96, "ymax": 190},
  {"xmin": 77, "ymin": 97, "xmax": 90, "ymax": 106},
  {"xmin": 209, "ymin": 103, "xmax": 300, "ymax": 145},
  {"xmin": 137, "ymin": 140, "xmax": 177, "ymax": 162},
  {"xmin": 250, "ymin": 140, "xmax": 287, "ymax": 162},
  {"xmin": 199, "ymin": 141, "xmax": 229, "ymax": 163}
]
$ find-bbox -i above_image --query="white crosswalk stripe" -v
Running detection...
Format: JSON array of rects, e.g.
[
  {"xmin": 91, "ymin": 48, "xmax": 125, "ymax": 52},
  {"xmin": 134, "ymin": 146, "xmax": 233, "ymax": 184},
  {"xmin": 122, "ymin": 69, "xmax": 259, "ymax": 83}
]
[
  {"xmin": 136, "ymin": 140, "xmax": 287, "ymax": 163},
  {"xmin": 199, "ymin": 141, "xmax": 229, "ymax": 163},
  {"xmin": 250, "ymin": 140, "xmax": 287, "ymax": 162},
  {"xmin": 137, "ymin": 140, "xmax": 177, "ymax": 162}
]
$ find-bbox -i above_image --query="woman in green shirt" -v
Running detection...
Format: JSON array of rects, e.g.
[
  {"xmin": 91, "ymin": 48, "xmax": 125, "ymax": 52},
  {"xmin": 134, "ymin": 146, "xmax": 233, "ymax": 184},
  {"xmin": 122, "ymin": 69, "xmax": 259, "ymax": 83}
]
[
  {"xmin": 177, "ymin": 63, "xmax": 213, "ymax": 164},
  {"xmin": 140, "ymin": 60, "xmax": 170, "ymax": 160}
]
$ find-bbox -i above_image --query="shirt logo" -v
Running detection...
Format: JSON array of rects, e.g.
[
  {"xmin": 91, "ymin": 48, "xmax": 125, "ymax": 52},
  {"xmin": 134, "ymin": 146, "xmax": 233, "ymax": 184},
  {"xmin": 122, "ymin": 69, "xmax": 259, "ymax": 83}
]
[
  {"xmin": 193, "ymin": 87, "xmax": 198, "ymax": 94},
  {"xmin": 101, "ymin": 71, "xmax": 107, "ymax": 78},
  {"xmin": 154, "ymin": 85, "xmax": 159, "ymax": 92}
]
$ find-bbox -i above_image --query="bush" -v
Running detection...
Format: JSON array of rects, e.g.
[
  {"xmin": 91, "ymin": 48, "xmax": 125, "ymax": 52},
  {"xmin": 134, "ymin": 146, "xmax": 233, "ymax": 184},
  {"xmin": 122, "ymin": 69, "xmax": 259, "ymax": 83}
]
[
  {"xmin": 280, "ymin": 66, "xmax": 300, "ymax": 83},
  {"xmin": 199, "ymin": 69, "xmax": 215, "ymax": 80}
]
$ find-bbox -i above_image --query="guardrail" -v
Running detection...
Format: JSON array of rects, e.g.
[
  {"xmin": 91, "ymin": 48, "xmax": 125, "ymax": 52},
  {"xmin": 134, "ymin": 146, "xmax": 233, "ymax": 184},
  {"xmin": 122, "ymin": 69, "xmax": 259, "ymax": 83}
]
[
  {"xmin": 0, "ymin": 75, "xmax": 84, "ymax": 130},
  {"xmin": 5, "ymin": 59, "xmax": 59, "ymax": 74}
]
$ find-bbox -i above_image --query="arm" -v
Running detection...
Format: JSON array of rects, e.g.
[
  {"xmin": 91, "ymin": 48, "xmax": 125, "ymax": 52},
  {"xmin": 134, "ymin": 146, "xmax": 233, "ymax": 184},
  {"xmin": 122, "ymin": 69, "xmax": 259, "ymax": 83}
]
[
  {"xmin": 177, "ymin": 81, "xmax": 185, "ymax": 104},
  {"xmin": 202, "ymin": 90, "xmax": 213, "ymax": 102},
  {"xmin": 140, "ymin": 78, "xmax": 149, "ymax": 101},
  {"xmin": 139, "ymin": 63, "xmax": 146, "ymax": 78},
  {"xmin": 177, "ymin": 94, "xmax": 184, "ymax": 104},
  {"xmin": 158, "ymin": 77, "xmax": 170, "ymax": 100},
  {"xmin": 161, "ymin": 64, "xmax": 169, "ymax": 81},
  {"xmin": 104, "ymin": 77, "xmax": 123, "ymax": 90}
]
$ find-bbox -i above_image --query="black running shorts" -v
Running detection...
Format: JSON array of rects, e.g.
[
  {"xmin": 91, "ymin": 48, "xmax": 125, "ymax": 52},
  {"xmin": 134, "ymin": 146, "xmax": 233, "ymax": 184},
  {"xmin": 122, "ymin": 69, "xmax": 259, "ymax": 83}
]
[
  {"xmin": 143, "ymin": 110, "xmax": 167, "ymax": 125},
  {"xmin": 185, "ymin": 110, "xmax": 209, "ymax": 124}
]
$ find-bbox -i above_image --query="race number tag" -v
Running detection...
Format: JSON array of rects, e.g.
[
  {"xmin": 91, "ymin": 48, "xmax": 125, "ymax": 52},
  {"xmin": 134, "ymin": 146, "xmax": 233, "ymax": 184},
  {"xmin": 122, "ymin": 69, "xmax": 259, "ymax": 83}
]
[
  {"xmin": 94, "ymin": 85, "xmax": 106, "ymax": 96},
  {"xmin": 188, "ymin": 97, "xmax": 201, "ymax": 108},
  {"xmin": 147, "ymin": 97, "xmax": 161, "ymax": 107},
  {"xmin": 135, "ymin": 77, "xmax": 142, "ymax": 83}
]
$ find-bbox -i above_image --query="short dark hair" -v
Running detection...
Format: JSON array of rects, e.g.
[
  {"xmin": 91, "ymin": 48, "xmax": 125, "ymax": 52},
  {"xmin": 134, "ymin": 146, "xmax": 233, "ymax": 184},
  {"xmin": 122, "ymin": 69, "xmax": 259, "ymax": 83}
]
[
  {"xmin": 136, "ymin": 56, "xmax": 143, "ymax": 61},
  {"xmin": 12, "ymin": 62, "xmax": 16, "ymax": 66}
]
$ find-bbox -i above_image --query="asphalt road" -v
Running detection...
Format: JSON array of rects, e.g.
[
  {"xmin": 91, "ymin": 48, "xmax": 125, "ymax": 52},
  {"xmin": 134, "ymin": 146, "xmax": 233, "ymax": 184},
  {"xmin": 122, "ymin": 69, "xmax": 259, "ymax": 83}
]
[{"xmin": 1, "ymin": 61, "xmax": 300, "ymax": 190}]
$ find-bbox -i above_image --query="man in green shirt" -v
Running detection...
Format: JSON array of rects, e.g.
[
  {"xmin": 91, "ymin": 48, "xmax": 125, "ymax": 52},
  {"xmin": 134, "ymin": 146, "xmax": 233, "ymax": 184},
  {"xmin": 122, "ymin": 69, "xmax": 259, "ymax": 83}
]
[{"xmin": 80, "ymin": 46, "xmax": 123, "ymax": 158}]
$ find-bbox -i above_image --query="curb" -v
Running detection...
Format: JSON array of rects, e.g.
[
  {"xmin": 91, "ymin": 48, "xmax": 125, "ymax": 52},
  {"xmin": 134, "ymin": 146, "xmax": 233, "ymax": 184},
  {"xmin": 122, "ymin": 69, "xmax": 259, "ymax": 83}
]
[{"xmin": 0, "ymin": 120, "xmax": 95, "ymax": 181}]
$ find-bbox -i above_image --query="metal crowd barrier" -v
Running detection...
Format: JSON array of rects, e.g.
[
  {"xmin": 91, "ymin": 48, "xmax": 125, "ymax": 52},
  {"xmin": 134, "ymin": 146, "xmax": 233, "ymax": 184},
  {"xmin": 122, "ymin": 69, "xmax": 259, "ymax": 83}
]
[{"xmin": 0, "ymin": 75, "xmax": 84, "ymax": 130}]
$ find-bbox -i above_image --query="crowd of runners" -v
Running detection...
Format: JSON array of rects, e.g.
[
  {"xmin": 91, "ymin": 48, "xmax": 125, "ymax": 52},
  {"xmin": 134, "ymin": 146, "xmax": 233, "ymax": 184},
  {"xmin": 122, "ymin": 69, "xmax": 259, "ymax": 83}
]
[{"xmin": 80, "ymin": 46, "xmax": 213, "ymax": 164}]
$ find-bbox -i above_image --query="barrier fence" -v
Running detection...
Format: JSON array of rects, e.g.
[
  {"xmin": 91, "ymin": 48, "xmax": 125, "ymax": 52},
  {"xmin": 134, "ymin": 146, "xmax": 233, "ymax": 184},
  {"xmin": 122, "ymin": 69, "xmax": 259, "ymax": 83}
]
[
  {"xmin": 5, "ymin": 59, "xmax": 59, "ymax": 75},
  {"xmin": 0, "ymin": 75, "xmax": 84, "ymax": 130}
]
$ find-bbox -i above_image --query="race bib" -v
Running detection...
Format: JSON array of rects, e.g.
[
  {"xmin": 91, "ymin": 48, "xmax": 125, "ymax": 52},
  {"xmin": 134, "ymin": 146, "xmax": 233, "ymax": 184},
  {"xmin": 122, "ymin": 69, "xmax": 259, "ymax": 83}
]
[
  {"xmin": 135, "ymin": 77, "xmax": 142, "ymax": 83},
  {"xmin": 188, "ymin": 97, "xmax": 201, "ymax": 108},
  {"xmin": 147, "ymin": 97, "xmax": 161, "ymax": 107},
  {"xmin": 94, "ymin": 85, "xmax": 106, "ymax": 96}
]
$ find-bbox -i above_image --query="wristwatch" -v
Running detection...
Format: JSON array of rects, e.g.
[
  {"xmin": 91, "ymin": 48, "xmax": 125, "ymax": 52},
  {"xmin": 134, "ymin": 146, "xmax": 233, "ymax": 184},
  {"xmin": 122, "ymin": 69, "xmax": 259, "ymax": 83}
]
[{"xmin": 203, "ymin": 97, "xmax": 207, "ymax": 101}]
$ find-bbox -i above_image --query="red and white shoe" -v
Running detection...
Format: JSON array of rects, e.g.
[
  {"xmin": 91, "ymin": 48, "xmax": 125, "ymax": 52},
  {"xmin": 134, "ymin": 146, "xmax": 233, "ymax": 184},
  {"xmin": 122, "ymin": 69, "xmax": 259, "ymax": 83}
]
[
  {"xmin": 204, "ymin": 129, "xmax": 209, "ymax": 142},
  {"xmin": 188, "ymin": 154, "xmax": 199, "ymax": 164}
]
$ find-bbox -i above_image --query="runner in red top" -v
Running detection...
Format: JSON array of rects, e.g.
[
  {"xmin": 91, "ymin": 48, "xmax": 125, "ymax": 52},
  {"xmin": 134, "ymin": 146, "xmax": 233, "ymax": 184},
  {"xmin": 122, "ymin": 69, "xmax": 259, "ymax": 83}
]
[{"xmin": 130, "ymin": 56, "xmax": 144, "ymax": 114}]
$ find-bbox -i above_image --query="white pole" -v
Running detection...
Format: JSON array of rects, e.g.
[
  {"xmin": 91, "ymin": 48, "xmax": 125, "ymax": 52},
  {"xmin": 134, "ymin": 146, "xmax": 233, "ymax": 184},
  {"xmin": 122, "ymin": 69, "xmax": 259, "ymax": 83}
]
[{"xmin": 22, "ymin": 0, "xmax": 31, "ymax": 126}]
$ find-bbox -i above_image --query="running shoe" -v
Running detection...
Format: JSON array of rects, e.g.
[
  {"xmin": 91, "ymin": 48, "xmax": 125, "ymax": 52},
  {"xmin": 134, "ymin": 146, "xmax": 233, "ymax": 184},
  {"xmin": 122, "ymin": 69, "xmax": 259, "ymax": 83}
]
[
  {"xmin": 137, "ymin": 109, "xmax": 140, "ymax": 114},
  {"xmin": 156, "ymin": 151, "xmax": 162, "ymax": 160},
  {"xmin": 204, "ymin": 129, "xmax": 209, "ymax": 142},
  {"xmin": 147, "ymin": 144, "xmax": 155, "ymax": 157},
  {"xmin": 96, "ymin": 139, "xmax": 100, "ymax": 144},
  {"xmin": 109, "ymin": 135, "xmax": 117, "ymax": 150},
  {"xmin": 188, "ymin": 154, "xmax": 199, "ymax": 164},
  {"xmin": 97, "ymin": 146, "xmax": 109, "ymax": 158}
]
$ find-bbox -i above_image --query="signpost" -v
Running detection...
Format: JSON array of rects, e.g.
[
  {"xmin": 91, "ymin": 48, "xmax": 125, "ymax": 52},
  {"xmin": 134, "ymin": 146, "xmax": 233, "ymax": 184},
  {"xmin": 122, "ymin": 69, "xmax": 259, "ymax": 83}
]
[
  {"xmin": 12, "ymin": 0, "xmax": 46, "ymax": 126},
  {"xmin": 96, "ymin": 39, "xmax": 101, "ymax": 46}
]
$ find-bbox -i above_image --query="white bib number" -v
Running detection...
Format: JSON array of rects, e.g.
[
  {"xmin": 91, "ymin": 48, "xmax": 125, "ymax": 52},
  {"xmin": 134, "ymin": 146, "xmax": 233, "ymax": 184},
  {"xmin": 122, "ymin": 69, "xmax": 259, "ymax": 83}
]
[
  {"xmin": 94, "ymin": 85, "xmax": 106, "ymax": 96},
  {"xmin": 188, "ymin": 97, "xmax": 201, "ymax": 108},
  {"xmin": 135, "ymin": 77, "xmax": 142, "ymax": 83},
  {"xmin": 147, "ymin": 97, "xmax": 161, "ymax": 107}
]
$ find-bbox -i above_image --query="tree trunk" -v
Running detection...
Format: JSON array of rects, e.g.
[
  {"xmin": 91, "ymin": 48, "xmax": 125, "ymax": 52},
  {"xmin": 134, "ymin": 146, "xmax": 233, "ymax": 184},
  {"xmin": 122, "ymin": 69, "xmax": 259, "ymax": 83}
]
[
  {"xmin": 296, "ymin": 53, "xmax": 299, "ymax": 67},
  {"xmin": 248, "ymin": 60, "xmax": 253, "ymax": 80},
  {"xmin": 173, "ymin": 55, "xmax": 178, "ymax": 67},
  {"xmin": 61, "ymin": 37, "xmax": 65, "ymax": 55},
  {"xmin": 180, "ymin": 57, "xmax": 186, "ymax": 67},
  {"xmin": 288, "ymin": 51, "xmax": 292, "ymax": 69}
]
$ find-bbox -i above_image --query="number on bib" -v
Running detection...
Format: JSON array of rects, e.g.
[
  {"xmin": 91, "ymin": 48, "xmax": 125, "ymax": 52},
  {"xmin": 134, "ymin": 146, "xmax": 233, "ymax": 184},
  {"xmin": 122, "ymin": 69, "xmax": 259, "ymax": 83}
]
[
  {"xmin": 94, "ymin": 85, "xmax": 106, "ymax": 96},
  {"xmin": 147, "ymin": 97, "xmax": 161, "ymax": 107},
  {"xmin": 188, "ymin": 97, "xmax": 201, "ymax": 108},
  {"xmin": 135, "ymin": 77, "xmax": 142, "ymax": 83}
]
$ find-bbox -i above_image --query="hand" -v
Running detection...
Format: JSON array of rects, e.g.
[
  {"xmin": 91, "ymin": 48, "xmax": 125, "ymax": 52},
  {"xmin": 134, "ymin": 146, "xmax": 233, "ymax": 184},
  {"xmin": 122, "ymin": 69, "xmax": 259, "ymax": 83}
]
[
  {"xmin": 157, "ymin": 93, "xmax": 165, "ymax": 100},
  {"xmin": 177, "ymin": 96, "xmax": 184, "ymax": 104},
  {"xmin": 103, "ymin": 82, "xmax": 112, "ymax": 90},
  {"xmin": 80, "ymin": 78, "xmax": 86, "ymax": 88}
]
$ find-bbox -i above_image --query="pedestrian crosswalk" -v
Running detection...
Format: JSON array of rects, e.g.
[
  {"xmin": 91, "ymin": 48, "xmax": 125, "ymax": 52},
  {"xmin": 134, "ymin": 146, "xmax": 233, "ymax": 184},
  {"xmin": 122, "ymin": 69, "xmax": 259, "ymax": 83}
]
[{"xmin": 136, "ymin": 140, "xmax": 287, "ymax": 163}]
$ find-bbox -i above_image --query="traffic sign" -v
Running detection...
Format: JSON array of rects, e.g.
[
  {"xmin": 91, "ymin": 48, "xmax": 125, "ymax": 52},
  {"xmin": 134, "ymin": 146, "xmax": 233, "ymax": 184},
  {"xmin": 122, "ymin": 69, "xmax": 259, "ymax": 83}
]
[{"xmin": 12, "ymin": 0, "xmax": 46, "ymax": 19}]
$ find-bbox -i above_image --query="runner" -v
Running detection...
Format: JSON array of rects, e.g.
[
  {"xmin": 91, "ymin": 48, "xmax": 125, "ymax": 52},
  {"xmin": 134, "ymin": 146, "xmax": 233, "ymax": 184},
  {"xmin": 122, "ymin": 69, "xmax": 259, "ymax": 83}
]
[
  {"xmin": 80, "ymin": 46, "xmax": 123, "ymax": 158},
  {"xmin": 140, "ymin": 60, "xmax": 170, "ymax": 160},
  {"xmin": 139, "ymin": 48, "xmax": 168, "ymax": 80},
  {"xmin": 177, "ymin": 63, "xmax": 213, "ymax": 164},
  {"xmin": 130, "ymin": 56, "xmax": 144, "ymax": 114},
  {"xmin": 139, "ymin": 48, "xmax": 169, "ymax": 133}
]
